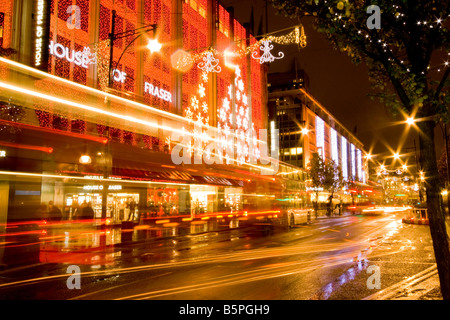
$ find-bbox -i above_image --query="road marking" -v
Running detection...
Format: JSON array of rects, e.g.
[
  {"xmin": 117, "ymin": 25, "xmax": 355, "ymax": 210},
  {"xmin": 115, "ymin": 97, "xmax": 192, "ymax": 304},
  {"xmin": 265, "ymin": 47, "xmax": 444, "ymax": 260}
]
[{"xmin": 362, "ymin": 264, "xmax": 438, "ymax": 300}]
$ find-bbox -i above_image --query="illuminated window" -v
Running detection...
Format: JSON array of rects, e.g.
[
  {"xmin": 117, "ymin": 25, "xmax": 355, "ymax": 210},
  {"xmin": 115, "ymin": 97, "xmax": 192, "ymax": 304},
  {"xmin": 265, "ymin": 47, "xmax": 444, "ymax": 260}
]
[
  {"xmin": 357, "ymin": 149, "xmax": 362, "ymax": 181},
  {"xmin": 315, "ymin": 116, "xmax": 324, "ymax": 159},
  {"xmin": 289, "ymin": 147, "xmax": 302, "ymax": 155},
  {"xmin": 331, "ymin": 128, "xmax": 338, "ymax": 165},
  {"xmin": 341, "ymin": 136, "xmax": 348, "ymax": 180},
  {"xmin": 351, "ymin": 143, "xmax": 356, "ymax": 179}
]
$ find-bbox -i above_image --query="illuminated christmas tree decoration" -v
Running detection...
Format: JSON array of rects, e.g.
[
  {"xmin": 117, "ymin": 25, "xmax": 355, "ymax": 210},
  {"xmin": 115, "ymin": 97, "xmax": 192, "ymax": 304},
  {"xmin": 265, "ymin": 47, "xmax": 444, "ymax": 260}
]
[
  {"xmin": 184, "ymin": 70, "xmax": 210, "ymax": 157},
  {"xmin": 252, "ymin": 40, "xmax": 284, "ymax": 64}
]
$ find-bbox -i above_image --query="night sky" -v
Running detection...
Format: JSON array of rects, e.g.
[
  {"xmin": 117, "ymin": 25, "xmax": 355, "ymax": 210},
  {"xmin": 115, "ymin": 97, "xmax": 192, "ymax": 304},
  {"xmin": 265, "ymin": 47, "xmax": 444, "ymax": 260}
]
[{"xmin": 221, "ymin": 0, "xmax": 445, "ymax": 170}]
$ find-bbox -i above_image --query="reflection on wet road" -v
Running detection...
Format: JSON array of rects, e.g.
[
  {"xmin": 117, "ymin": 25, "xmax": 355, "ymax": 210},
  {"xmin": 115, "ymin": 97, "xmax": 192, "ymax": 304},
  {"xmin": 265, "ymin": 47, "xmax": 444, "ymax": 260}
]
[{"xmin": 0, "ymin": 213, "xmax": 417, "ymax": 299}]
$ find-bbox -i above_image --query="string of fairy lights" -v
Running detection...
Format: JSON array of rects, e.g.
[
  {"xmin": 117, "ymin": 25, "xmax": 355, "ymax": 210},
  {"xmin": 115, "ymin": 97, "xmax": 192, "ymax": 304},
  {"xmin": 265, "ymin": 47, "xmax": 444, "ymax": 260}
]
[{"xmin": 94, "ymin": 24, "xmax": 306, "ymax": 88}]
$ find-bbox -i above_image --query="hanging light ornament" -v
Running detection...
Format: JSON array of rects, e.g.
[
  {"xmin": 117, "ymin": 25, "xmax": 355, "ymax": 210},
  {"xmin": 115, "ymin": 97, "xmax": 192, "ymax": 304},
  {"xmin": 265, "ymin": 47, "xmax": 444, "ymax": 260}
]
[
  {"xmin": 251, "ymin": 40, "xmax": 284, "ymax": 64},
  {"xmin": 169, "ymin": 25, "xmax": 306, "ymax": 74},
  {"xmin": 197, "ymin": 50, "xmax": 221, "ymax": 73},
  {"xmin": 171, "ymin": 49, "xmax": 194, "ymax": 73}
]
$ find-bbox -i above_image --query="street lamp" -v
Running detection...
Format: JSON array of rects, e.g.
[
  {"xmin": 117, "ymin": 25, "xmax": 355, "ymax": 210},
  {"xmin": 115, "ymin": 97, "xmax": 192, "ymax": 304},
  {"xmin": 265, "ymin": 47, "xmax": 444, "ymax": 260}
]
[
  {"xmin": 108, "ymin": 10, "xmax": 160, "ymax": 88},
  {"xmin": 301, "ymin": 127, "xmax": 310, "ymax": 135},
  {"xmin": 103, "ymin": 12, "xmax": 160, "ymax": 219},
  {"xmin": 79, "ymin": 155, "xmax": 91, "ymax": 164},
  {"xmin": 147, "ymin": 39, "xmax": 162, "ymax": 53},
  {"xmin": 406, "ymin": 117, "xmax": 415, "ymax": 126}
]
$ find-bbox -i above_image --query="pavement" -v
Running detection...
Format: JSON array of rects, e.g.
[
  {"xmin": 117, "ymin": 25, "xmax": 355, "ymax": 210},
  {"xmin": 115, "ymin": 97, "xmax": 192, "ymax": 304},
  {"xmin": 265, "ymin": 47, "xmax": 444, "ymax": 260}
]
[{"xmin": 310, "ymin": 215, "xmax": 445, "ymax": 300}]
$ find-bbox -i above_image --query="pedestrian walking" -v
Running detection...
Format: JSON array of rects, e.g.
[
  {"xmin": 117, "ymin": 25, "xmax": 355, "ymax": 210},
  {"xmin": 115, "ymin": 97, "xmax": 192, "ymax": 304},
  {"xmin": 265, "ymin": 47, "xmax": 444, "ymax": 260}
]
[
  {"xmin": 48, "ymin": 201, "xmax": 62, "ymax": 221},
  {"xmin": 79, "ymin": 201, "xmax": 95, "ymax": 220}
]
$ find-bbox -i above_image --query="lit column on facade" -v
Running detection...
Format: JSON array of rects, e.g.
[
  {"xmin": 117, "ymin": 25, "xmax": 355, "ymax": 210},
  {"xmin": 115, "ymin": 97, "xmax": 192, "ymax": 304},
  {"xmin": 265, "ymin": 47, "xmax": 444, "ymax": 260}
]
[
  {"xmin": 315, "ymin": 116, "xmax": 325, "ymax": 160},
  {"xmin": 331, "ymin": 128, "xmax": 338, "ymax": 165},
  {"xmin": 341, "ymin": 136, "xmax": 348, "ymax": 180},
  {"xmin": 351, "ymin": 143, "xmax": 356, "ymax": 179}
]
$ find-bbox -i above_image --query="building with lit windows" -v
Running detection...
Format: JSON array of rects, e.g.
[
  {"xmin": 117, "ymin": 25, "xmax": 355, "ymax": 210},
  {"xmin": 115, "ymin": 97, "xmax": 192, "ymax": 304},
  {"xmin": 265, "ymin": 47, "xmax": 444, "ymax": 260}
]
[
  {"xmin": 0, "ymin": 0, "xmax": 279, "ymax": 227},
  {"xmin": 268, "ymin": 70, "xmax": 368, "ymax": 183}
]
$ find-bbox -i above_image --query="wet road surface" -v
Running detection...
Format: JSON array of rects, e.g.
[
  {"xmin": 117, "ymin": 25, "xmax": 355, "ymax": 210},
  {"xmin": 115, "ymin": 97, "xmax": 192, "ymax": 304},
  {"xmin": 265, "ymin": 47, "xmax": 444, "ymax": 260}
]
[{"xmin": 0, "ymin": 212, "xmax": 439, "ymax": 300}]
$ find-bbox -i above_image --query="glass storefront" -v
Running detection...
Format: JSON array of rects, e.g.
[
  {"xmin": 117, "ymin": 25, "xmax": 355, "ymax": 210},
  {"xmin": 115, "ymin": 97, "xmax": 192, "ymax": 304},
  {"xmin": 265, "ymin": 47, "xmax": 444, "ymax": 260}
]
[
  {"xmin": 64, "ymin": 183, "xmax": 141, "ymax": 223},
  {"xmin": 190, "ymin": 185, "xmax": 218, "ymax": 215}
]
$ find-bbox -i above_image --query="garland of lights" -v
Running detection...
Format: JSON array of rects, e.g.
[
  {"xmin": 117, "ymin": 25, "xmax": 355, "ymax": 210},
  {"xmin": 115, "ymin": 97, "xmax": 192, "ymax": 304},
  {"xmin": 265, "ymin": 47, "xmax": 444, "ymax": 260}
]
[
  {"xmin": 95, "ymin": 25, "xmax": 307, "ymax": 86},
  {"xmin": 95, "ymin": 40, "xmax": 112, "ymax": 91},
  {"xmin": 173, "ymin": 25, "xmax": 307, "ymax": 73}
]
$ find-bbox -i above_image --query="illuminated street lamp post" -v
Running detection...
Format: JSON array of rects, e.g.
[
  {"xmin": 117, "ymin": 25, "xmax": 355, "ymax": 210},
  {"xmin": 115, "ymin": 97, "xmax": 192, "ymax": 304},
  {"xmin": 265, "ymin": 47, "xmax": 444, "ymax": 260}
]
[
  {"xmin": 405, "ymin": 117, "xmax": 424, "ymax": 203},
  {"xmin": 108, "ymin": 10, "xmax": 159, "ymax": 88},
  {"xmin": 102, "ymin": 11, "xmax": 160, "ymax": 219}
]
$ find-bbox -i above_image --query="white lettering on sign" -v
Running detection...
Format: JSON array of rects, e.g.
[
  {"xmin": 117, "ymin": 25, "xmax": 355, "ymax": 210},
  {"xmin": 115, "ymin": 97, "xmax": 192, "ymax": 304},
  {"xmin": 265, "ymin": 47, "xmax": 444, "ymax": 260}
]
[
  {"xmin": 0, "ymin": 150, "xmax": 6, "ymax": 157},
  {"xmin": 34, "ymin": 0, "xmax": 45, "ymax": 67},
  {"xmin": 83, "ymin": 185, "xmax": 122, "ymax": 191},
  {"xmin": 49, "ymin": 40, "xmax": 87, "ymax": 68},
  {"xmin": 49, "ymin": 40, "xmax": 96, "ymax": 68},
  {"xmin": 113, "ymin": 69, "xmax": 127, "ymax": 83},
  {"xmin": 144, "ymin": 82, "xmax": 172, "ymax": 103}
]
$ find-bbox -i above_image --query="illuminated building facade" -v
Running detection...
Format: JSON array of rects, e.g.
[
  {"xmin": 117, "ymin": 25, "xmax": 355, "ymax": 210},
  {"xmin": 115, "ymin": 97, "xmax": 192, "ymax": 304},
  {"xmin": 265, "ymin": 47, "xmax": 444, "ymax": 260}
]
[
  {"xmin": 268, "ymin": 70, "xmax": 367, "ymax": 184},
  {"xmin": 0, "ymin": 0, "xmax": 271, "ymax": 223}
]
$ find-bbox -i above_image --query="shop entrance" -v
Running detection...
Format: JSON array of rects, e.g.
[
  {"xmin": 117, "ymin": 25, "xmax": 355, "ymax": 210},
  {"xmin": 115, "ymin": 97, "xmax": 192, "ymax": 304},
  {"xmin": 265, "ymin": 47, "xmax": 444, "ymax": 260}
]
[
  {"xmin": 108, "ymin": 193, "xmax": 139, "ymax": 222},
  {"xmin": 65, "ymin": 192, "xmax": 139, "ymax": 222}
]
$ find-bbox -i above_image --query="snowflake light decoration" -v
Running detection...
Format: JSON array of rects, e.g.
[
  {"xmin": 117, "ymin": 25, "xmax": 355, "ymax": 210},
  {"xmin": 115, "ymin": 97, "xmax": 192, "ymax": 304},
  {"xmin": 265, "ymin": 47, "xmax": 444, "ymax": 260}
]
[{"xmin": 184, "ymin": 71, "xmax": 210, "ymax": 157}]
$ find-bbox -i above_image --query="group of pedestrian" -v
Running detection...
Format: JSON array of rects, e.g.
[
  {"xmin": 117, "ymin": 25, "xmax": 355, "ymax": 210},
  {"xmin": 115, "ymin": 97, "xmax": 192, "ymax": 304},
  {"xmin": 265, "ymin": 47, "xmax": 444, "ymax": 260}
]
[
  {"xmin": 37, "ymin": 200, "xmax": 95, "ymax": 221},
  {"xmin": 37, "ymin": 201, "xmax": 62, "ymax": 221},
  {"xmin": 72, "ymin": 201, "xmax": 95, "ymax": 220}
]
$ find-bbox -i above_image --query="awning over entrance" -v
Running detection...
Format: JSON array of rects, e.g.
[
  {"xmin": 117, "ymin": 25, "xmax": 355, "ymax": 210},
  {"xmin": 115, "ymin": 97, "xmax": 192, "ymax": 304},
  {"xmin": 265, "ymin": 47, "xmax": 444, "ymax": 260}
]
[
  {"xmin": 191, "ymin": 175, "xmax": 244, "ymax": 187},
  {"xmin": 111, "ymin": 167, "xmax": 194, "ymax": 183}
]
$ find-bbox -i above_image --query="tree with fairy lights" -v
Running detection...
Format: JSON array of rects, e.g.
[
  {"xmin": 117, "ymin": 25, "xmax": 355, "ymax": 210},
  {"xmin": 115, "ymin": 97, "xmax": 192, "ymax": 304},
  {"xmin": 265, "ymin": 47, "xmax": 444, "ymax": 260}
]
[
  {"xmin": 0, "ymin": 48, "xmax": 24, "ymax": 139},
  {"xmin": 0, "ymin": 97, "xmax": 25, "ymax": 139},
  {"xmin": 271, "ymin": 0, "xmax": 450, "ymax": 298}
]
